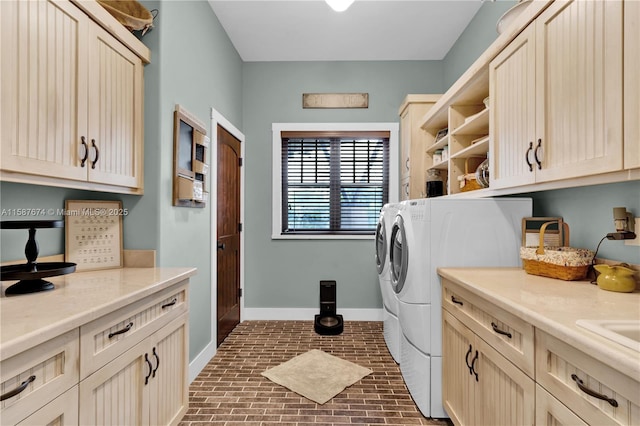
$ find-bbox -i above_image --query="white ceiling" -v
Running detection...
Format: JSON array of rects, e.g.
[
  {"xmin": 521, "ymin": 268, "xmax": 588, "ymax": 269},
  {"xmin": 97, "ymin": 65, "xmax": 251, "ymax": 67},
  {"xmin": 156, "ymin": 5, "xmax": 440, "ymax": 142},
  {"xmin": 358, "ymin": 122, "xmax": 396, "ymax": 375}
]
[{"xmin": 207, "ymin": 0, "xmax": 484, "ymax": 62}]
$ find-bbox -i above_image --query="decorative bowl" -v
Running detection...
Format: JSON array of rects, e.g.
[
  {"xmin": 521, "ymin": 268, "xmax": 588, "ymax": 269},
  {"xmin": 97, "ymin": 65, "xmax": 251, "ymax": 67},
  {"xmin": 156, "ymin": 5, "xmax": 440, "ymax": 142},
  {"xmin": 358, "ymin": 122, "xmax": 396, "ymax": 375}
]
[{"xmin": 496, "ymin": 0, "xmax": 532, "ymax": 35}]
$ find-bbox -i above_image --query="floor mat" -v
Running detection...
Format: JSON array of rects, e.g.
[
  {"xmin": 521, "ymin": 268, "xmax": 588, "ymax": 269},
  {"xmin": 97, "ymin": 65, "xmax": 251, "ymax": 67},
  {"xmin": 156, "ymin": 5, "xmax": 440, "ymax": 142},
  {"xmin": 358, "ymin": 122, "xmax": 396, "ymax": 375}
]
[{"xmin": 261, "ymin": 349, "xmax": 372, "ymax": 404}]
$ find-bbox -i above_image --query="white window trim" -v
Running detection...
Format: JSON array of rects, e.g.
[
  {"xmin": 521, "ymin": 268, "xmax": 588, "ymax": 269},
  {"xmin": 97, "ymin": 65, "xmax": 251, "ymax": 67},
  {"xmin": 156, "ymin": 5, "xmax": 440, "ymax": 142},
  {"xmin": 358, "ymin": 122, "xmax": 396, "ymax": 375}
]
[{"xmin": 272, "ymin": 122, "xmax": 399, "ymax": 240}]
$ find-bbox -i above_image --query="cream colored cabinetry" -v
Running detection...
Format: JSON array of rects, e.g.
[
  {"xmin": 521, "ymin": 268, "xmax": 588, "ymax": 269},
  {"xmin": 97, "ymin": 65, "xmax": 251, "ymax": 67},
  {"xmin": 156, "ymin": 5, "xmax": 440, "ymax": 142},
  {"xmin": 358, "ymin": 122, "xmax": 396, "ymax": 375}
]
[
  {"xmin": 624, "ymin": 0, "xmax": 640, "ymax": 170},
  {"xmin": 0, "ymin": 0, "xmax": 147, "ymax": 194},
  {"xmin": 421, "ymin": 73, "xmax": 490, "ymax": 196},
  {"xmin": 536, "ymin": 330, "xmax": 640, "ymax": 426},
  {"xmin": 490, "ymin": 0, "xmax": 623, "ymax": 189},
  {"xmin": 0, "ymin": 274, "xmax": 190, "ymax": 426},
  {"xmin": 442, "ymin": 280, "xmax": 535, "ymax": 425},
  {"xmin": 399, "ymin": 95, "xmax": 440, "ymax": 199},
  {"xmin": 536, "ymin": 385, "xmax": 588, "ymax": 426},
  {"xmin": 79, "ymin": 283, "xmax": 189, "ymax": 426},
  {"xmin": 79, "ymin": 314, "xmax": 188, "ymax": 426},
  {"xmin": 0, "ymin": 330, "xmax": 79, "ymax": 426}
]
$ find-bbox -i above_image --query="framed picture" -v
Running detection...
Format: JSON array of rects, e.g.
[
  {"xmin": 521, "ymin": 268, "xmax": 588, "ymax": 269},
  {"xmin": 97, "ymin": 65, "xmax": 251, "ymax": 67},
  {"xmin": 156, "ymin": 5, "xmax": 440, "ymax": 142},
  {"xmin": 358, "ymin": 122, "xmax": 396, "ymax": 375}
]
[
  {"xmin": 65, "ymin": 200, "xmax": 124, "ymax": 271},
  {"xmin": 435, "ymin": 128, "xmax": 448, "ymax": 143}
]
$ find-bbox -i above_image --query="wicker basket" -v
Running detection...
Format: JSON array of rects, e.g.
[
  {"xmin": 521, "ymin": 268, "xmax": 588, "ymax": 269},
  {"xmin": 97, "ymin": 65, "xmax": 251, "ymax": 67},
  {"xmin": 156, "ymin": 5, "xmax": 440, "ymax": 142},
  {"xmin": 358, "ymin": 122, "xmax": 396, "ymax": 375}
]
[
  {"xmin": 97, "ymin": 0, "xmax": 154, "ymax": 33},
  {"xmin": 458, "ymin": 157, "xmax": 484, "ymax": 192},
  {"xmin": 520, "ymin": 221, "xmax": 594, "ymax": 281}
]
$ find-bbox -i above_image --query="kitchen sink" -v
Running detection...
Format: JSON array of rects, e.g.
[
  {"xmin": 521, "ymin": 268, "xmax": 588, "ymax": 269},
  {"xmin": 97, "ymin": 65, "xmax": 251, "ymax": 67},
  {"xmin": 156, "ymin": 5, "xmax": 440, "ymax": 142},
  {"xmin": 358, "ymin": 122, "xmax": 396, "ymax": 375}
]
[{"xmin": 576, "ymin": 319, "xmax": 640, "ymax": 352}]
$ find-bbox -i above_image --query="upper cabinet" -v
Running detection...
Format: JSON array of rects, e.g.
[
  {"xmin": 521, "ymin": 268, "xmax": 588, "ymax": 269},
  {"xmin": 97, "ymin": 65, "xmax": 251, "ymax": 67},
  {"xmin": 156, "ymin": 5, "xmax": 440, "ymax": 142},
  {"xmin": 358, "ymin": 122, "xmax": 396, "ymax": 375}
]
[
  {"xmin": 625, "ymin": 0, "xmax": 640, "ymax": 170},
  {"xmin": 490, "ymin": 0, "xmax": 623, "ymax": 189},
  {"xmin": 399, "ymin": 95, "xmax": 441, "ymax": 200},
  {"xmin": 0, "ymin": 0, "xmax": 149, "ymax": 195}
]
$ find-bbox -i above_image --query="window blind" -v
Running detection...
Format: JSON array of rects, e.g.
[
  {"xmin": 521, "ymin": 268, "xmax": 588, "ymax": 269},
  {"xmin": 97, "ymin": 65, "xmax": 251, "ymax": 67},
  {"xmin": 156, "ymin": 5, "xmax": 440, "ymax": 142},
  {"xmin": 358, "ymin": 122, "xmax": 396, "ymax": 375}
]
[{"xmin": 281, "ymin": 135, "xmax": 389, "ymax": 234}]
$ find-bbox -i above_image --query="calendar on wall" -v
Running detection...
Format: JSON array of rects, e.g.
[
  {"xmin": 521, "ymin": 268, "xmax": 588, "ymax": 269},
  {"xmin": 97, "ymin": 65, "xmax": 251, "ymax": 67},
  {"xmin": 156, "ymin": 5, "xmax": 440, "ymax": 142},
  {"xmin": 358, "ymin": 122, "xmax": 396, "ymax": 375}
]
[{"xmin": 65, "ymin": 200, "xmax": 124, "ymax": 271}]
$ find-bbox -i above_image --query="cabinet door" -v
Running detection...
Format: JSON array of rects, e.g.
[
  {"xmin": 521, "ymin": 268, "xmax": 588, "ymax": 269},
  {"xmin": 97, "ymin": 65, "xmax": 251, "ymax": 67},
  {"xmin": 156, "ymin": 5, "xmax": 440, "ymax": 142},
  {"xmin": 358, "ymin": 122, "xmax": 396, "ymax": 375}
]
[
  {"xmin": 87, "ymin": 23, "xmax": 144, "ymax": 189},
  {"xmin": 475, "ymin": 337, "xmax": 535, "ymax": 426},
  {"xmin": 489, "ymin": 24, "xmax": 537, "ymax": 189},
  {"xmin": 534, "ymin": 0, "xmax": 623, "ymax": 181},
  {"xmin": 624, "ymin": 0, "xmax": 640, "ymax": 169},
  {"xmin": 0, "ymin": 0, "xmax": 88, "ymax": 181},
  {"xmin": 442, "ymin": 310, "xmax": 478, "ymax": 426},
  {"xmin": 148, "ymin": 315, "xmax": 189, "ymax": 426},
  {"xmin": 400, "ymin": 108, "xmax": 412, "ymax": 181},
  {"xmin": 79, "ymin": 339, "xmax": 151, "ymax": 426}
]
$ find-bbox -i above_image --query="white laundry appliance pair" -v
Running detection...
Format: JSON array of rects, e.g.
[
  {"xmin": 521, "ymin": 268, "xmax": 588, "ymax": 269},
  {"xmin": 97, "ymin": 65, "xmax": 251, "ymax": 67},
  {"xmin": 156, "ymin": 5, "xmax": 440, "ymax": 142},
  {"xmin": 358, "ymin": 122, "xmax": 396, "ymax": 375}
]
[
  {"xmin": 375, "ymin": 203, "xmax": 402, "ymax": 363},
  {"xmin": 389, "ymin": 197, "xmax": 532, "ymax": 418}
]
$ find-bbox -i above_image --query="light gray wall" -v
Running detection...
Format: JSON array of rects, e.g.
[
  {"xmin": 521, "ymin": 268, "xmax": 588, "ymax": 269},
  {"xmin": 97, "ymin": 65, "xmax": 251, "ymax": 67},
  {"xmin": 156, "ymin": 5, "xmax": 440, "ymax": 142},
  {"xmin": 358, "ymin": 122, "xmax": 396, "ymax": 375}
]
[
  {"xmin": 242, "ymin": 61, "xmax": 444, "ymax": 310},
  {"xmin": 442, "ymin": 0, "xmax": 517, "ymax": 87},
  {"xmin": 525, "ymin": 182, "xmax": 640, "ymax": 265},
  {"xmin": 145, "ymin": 0, "xmax": 243, "ymax": 360},
  {"xmin": 1, "ymin": 0, "xmax": 243, "ymax": 364}
]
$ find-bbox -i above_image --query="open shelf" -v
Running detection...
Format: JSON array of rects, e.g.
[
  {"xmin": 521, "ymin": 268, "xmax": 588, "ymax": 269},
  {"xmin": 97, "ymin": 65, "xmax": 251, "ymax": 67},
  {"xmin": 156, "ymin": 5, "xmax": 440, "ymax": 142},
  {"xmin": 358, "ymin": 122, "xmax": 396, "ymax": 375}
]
[
  {"xmin": 426, "ymin": 135, "xmax": 450, "ymax": 154},
  {"xmin": 452, "ymin": 137, "xmax": 489, "ymax": 159},
  {"xmin": 452, "ymin": 108, "xmax": 489, "ymax": 136}
]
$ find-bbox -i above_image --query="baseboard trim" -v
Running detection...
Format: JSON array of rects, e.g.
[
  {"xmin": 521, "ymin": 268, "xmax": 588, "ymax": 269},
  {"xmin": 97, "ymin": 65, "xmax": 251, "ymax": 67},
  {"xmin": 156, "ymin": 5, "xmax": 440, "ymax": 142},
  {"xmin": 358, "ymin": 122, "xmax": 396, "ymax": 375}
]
[
  {"xmin": 242, "ymin": 308, "xmax": 384, "ymax": 321},
  {"xmin": 189, "ymin": 340, "xmax": 216, "ymax": 383}
]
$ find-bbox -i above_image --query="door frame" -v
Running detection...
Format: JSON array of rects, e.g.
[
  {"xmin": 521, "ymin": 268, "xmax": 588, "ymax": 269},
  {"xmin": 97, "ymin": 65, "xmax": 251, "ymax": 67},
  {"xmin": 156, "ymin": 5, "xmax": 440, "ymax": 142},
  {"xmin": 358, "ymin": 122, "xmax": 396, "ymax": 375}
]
[{"xmin": 210, "ymin": 107, "xmax": 245, "ymax": 352}]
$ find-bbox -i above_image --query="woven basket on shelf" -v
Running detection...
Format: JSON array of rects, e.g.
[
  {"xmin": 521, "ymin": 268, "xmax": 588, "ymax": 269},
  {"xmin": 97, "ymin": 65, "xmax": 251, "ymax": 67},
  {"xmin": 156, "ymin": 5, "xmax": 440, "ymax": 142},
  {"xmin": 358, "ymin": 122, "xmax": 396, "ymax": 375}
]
[
  {"xmin": 97, "ymin": 0, "xmax": 154, "ymax": 33},
  {"xmin": 458, "ymin": 157, "xmax": 484, "ymax": 192},
  {"xmin": 520, "ymin": 221, "xmax": 594, "ymax": 281}
]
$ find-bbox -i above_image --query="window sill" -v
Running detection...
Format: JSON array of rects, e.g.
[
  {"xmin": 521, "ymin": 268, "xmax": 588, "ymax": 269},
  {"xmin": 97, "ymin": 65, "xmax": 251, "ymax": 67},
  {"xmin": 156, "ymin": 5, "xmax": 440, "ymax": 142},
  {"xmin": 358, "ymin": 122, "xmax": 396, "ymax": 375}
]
[{"xmin": 271, "ymin": 234, "xmax": 374, "ymax": 241}]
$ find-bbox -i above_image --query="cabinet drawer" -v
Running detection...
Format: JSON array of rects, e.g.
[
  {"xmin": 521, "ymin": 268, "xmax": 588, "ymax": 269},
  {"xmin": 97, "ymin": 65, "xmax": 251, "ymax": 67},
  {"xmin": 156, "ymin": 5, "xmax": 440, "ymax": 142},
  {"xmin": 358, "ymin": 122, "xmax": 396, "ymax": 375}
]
[
  {"xmin": 535, "ymin": 384, "xmax": 588, "ymax": 426},
  {"xmin": 17, "ymin": 384, "xmax": 78, "ymax": 426},
  {"xmin": 80, "ymin": 281, "xmax": 188, "ymax": 379},
  {"xmin": 0, "ymin": 329, "xmax": 79, "ymax": 426},
  {"xmin": 442, "ymin": 280, "xmax": 534, "ymax": 377},
  {"xmin": 536, "ymin": 330, "xmax": 640, "ymax": 425}
]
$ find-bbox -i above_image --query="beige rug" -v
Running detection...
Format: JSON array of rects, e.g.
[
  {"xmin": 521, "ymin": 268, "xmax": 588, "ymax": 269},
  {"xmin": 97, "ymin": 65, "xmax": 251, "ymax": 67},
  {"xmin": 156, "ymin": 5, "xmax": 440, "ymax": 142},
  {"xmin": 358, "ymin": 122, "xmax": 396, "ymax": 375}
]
[{"xmin": 260, "ymin": 349, "xmax": 373, "ymax": 404}]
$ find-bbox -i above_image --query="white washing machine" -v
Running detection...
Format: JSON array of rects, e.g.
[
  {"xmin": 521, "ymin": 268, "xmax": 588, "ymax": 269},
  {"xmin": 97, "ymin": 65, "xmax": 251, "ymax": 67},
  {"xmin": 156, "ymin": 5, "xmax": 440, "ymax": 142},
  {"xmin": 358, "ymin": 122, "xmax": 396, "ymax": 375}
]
[
  {"xmin": 375, "ymin": 202, "xmax": 402, "ymax": 362},
  {"xmin": 390, "ymin": 197, "xmax": 532, "ymax": 418}
]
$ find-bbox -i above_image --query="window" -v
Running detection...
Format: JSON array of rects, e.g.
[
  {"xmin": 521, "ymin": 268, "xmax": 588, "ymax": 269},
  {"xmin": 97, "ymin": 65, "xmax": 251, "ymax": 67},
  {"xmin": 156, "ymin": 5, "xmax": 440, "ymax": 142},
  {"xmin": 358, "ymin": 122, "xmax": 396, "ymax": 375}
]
[{"xmin": 272, "ymin": 123, "xmax": 399, "ymax": 239}]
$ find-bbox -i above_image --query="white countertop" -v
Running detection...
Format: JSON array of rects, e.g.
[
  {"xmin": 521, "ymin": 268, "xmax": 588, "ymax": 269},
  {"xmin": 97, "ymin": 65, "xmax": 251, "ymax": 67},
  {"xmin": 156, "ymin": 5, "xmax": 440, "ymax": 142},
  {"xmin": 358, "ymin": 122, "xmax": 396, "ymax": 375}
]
[
  {"xmin": 1, "ymin": 267, "xmax": 197, "ymax": 360},
  {"xmin": 437, "ymin": 267, "xmax": 640, "ymax": 380}
]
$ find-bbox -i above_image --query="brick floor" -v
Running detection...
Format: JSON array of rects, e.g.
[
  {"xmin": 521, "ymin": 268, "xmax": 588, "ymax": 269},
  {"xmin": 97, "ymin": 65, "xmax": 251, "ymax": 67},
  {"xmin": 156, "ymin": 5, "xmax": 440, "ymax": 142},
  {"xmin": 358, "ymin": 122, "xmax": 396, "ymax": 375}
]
[{"xmin": 179, "ymin": 320, "xmax": 451, "ymax": 426}]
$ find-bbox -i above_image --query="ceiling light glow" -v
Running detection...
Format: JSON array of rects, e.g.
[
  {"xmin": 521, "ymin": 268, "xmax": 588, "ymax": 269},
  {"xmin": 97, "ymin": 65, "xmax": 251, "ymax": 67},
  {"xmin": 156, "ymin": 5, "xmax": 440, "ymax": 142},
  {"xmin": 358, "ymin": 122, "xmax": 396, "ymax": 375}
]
[{"xmin": 325, "ymin": 0, "xmax": 354, "ymax": 12}]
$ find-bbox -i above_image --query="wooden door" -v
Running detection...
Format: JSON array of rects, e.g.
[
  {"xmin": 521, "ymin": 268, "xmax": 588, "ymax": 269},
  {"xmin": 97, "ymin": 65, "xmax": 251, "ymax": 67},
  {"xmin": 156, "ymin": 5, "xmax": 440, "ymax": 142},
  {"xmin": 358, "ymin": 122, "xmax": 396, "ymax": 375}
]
[
  {"xmin": 624, "ymin": 0, "xmax": 640, "ymax": 170},
  {"xmin": 489, "ymin": 24, "xmax": 537, "ymax": 190},
  {"xmin": 475, "ymin": 337, "xmax": 535, "ymax": 426},
  {"xmin": 442, "ymin": 310, "xmax": 477, "ymax": 426},
  {"xmin": 78, "ymin": 340, "xmax": 150, "ymax": 426},
  {"xmin": 87, "ymin": 23, "xmax": 144, "ymax": 189},
  {"xmin": 534, "ymin": 0, "xmax": 623, "ymax": 181},
  {"xmin": 216, "ymin": 125, "xmax": 241, "ymax": 346},
  {"xmin": 148, "ymin": 315, "xmax": 188, "ymax": 426},
  {"xmin": 0, "ymin": 0, "xmax": 89, "ymax": 181}
]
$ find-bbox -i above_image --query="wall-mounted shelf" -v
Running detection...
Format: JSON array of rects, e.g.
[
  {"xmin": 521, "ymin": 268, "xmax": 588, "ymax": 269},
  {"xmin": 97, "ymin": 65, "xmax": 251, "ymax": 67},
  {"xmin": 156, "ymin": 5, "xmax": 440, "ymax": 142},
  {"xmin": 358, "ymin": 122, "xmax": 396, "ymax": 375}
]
[{"xmin": 173, "ymin": 105, "xmax": 209, "ymax": 207}]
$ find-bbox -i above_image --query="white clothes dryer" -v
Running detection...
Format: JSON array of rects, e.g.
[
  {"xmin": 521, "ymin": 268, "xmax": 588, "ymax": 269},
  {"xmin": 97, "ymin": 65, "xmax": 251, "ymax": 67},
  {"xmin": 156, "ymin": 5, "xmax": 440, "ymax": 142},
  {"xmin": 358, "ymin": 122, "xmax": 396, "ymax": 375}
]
[
  {"xmin": 375, "ymin": 202, "xmax": 402, "ymax": 362},
  {"xmin": 390, "ymin": 197, "xmax": 532, "ymax": 418}
]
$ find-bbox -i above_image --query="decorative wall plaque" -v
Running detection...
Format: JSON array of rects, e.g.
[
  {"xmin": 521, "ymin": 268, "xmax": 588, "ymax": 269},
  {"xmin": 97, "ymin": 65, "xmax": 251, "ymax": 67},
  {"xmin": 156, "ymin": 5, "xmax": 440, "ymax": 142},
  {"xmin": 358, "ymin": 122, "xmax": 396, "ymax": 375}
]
[
  {"xmin": 65, "ymin": 200, "xmax": 124, "ymax": 271},
  {"xmin": 302, "ymin": 93, "xmax": 369, "ymax": 109}
]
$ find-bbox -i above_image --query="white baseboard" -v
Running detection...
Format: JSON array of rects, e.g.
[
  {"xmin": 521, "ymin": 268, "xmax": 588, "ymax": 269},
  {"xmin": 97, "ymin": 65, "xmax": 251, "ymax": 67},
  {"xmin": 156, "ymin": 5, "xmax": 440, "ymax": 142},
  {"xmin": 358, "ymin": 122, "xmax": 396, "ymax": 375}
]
[
  {"xmin": 188, "ymin": 340, "xmax": 216, "ymax": 383},
  {"xmin": 242, "ymin": 308, "xmax": 384, "ymax": 321}
]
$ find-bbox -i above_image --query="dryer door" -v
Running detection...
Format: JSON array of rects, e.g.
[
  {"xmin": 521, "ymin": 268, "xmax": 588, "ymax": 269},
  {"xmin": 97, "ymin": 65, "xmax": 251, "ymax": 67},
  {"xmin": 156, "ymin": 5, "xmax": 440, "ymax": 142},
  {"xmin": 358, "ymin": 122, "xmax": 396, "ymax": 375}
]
[
  {"xmin": 390, "ymin": 215, "xmax": 408, "ymax": 294},
  {"xmin": 375, "ymin": 219, "xmax": 386, "ymax": 275}
]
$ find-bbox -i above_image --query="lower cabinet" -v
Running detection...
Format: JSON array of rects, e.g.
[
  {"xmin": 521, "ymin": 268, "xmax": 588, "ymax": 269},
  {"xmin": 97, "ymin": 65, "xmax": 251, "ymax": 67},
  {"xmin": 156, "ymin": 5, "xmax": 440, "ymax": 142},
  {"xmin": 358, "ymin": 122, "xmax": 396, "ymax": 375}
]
[
  {"xmin": 442, "ymin": 309, "xmax": 535, "ymax": 426},
  {"xmin": 79, "ymin": 314, "xmax": 189, "ymax": 426}
]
